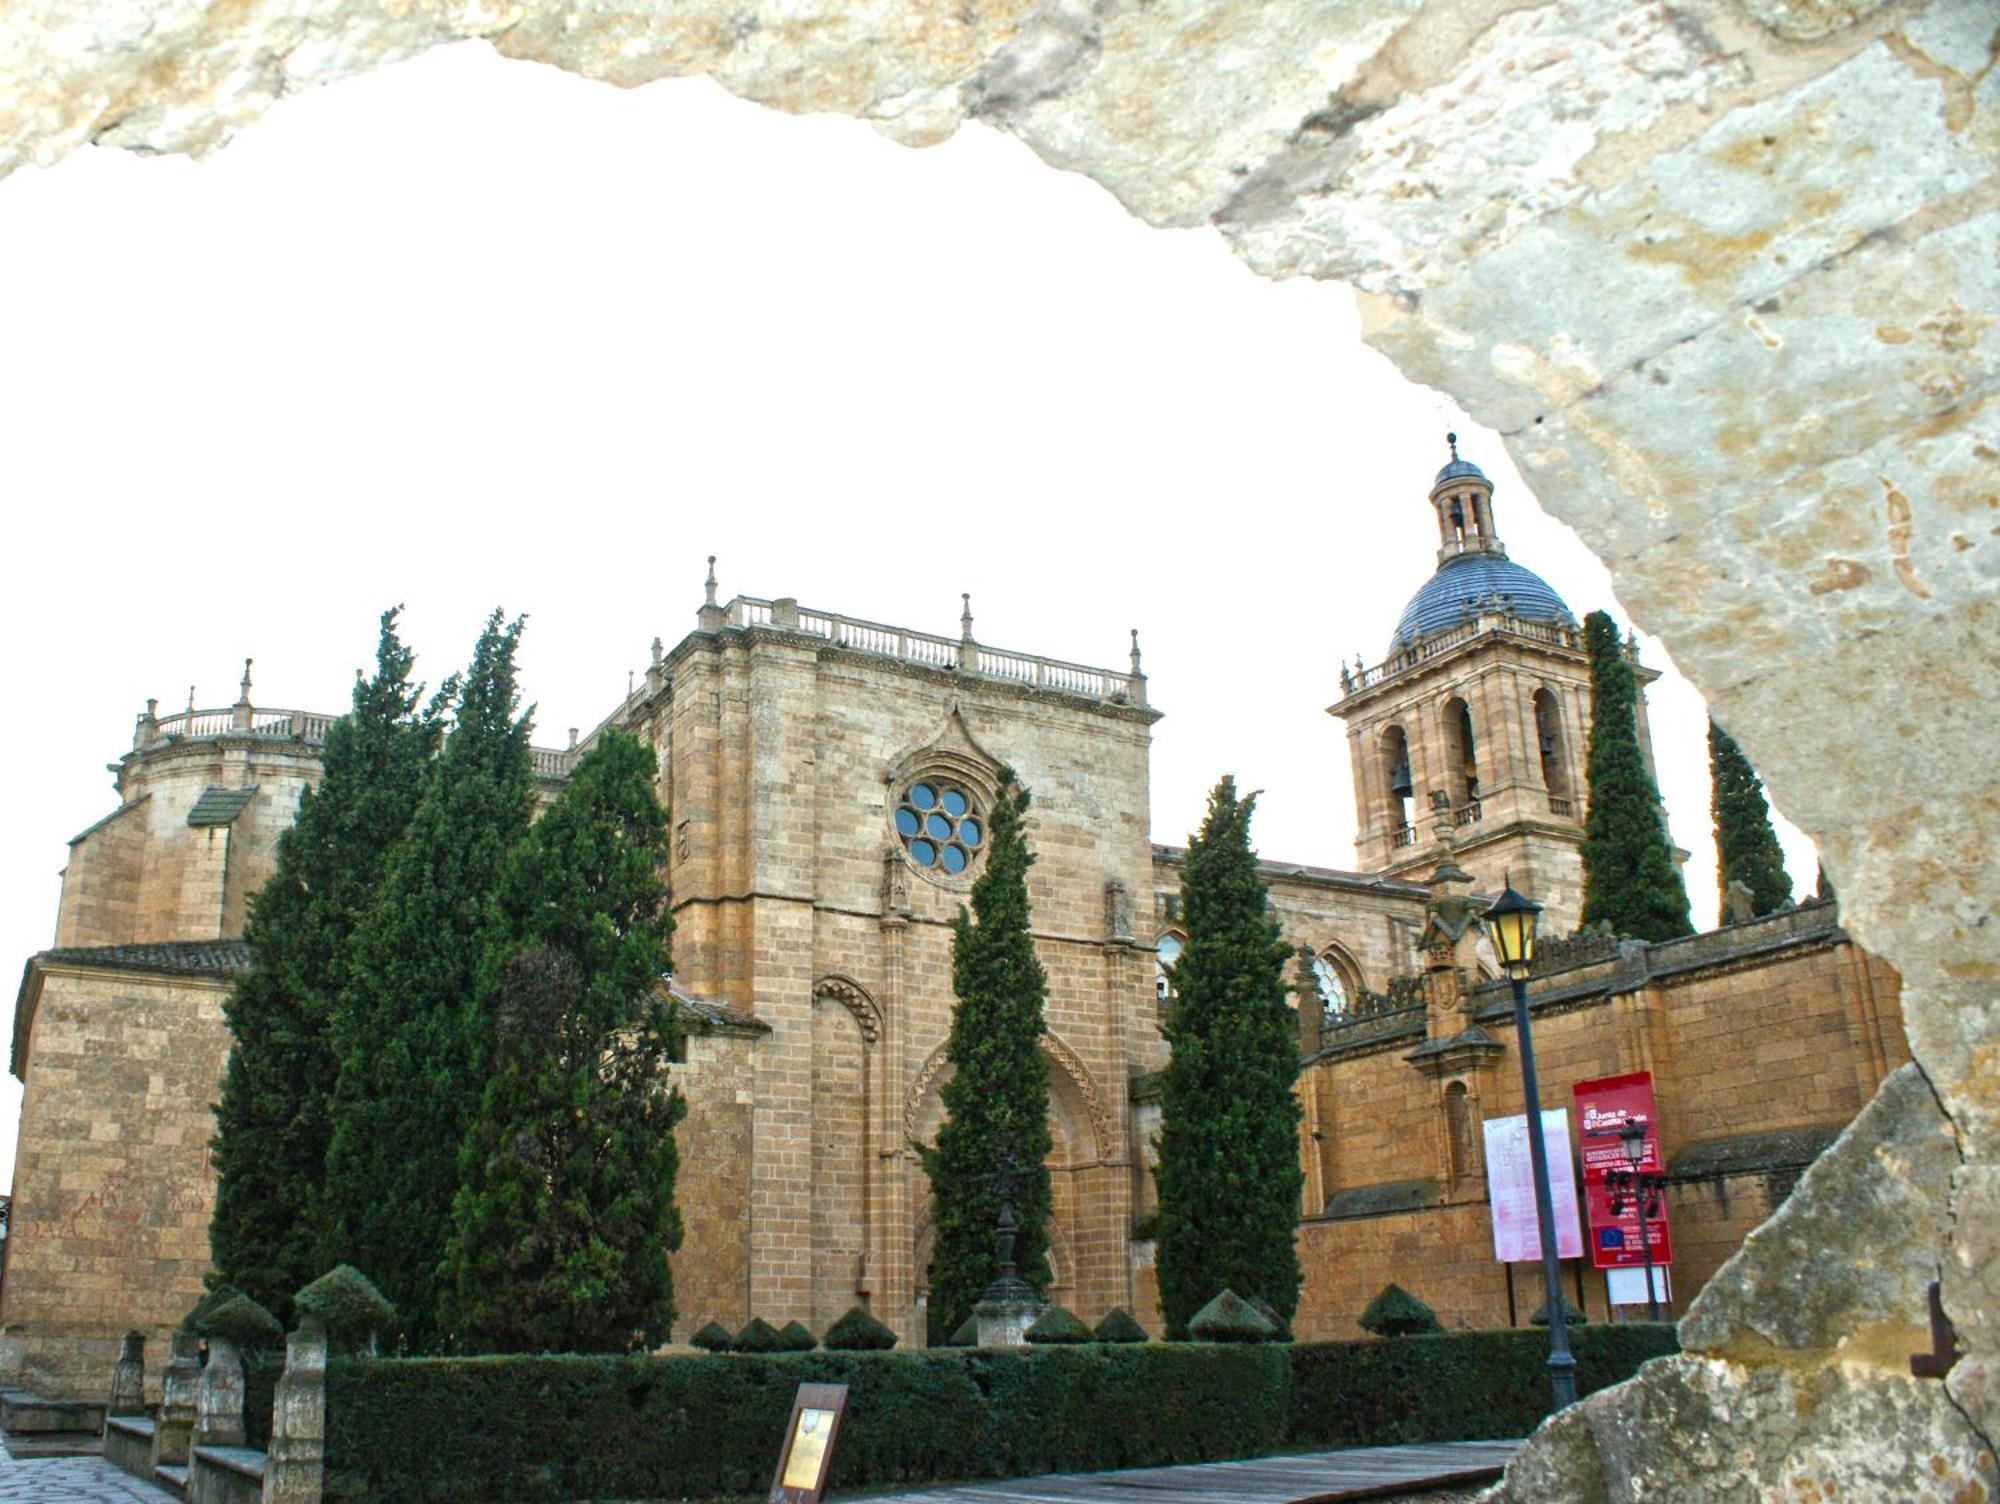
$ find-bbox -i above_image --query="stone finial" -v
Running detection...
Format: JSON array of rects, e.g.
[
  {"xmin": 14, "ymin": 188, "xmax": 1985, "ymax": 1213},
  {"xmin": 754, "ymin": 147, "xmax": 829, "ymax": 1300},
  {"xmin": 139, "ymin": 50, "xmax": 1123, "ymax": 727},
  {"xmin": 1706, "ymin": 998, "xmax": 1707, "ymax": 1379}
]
[
  {"xmin": 957, "ymin": 593, "xmax": 977, "ymax": 671},
  {"xmin": 568, "ymin": 727, "xmax": 579, "ymax": 750},
  {"xmin": 1126, "ymin": 629, "xmax": 1147, "ymax": 705},
  {"xmin": 152, "ymin": 1331, "xmax": 201, "ymax": 1469},
  {"xmin": 1129, "ymin": 629, "xmax": 1142, "ymax": 676},
  {"xmin": 651, "ymin": 635, "xmax": 663, "ymax": 667},
  {"xmin": 704, "ymin": 555, "xmax": 718, "ymax": 606},
  {"xmin": 195, "ymin": 1334, "xmax": 247, "ymax": 1447},
  {"xmin": 232, "ymin": 658, "xmax": 255, "ymax": 730},
  {"xmin": 1447, "ymin": 430, "xmax": 1459, "ymax": 460},
  {"xmin": 108, "ymin": 1331, "xmax": 145, "ymax": 1418},
  {"xmin": 264, "ymin": 1318, "xmax": 329, "ymax": 1504}
]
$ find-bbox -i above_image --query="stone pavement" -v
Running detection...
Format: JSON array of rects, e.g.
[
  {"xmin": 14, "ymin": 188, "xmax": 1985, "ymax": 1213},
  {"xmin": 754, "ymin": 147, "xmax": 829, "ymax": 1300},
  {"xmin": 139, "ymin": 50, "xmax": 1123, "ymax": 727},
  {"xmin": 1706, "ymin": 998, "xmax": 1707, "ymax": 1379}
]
[
  {"xmin": 870, "ymin": 1439, "xmax": 1522, "ymax": 1504},
  {"xmin": 0, "ymin": 1442, "xmax": 173, "ymax": 1503}
]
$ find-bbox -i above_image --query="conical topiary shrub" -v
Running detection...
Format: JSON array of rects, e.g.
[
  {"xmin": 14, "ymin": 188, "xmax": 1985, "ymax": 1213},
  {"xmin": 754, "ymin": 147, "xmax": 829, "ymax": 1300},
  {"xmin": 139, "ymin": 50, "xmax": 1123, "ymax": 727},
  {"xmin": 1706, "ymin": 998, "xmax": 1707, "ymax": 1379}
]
[
  {"xmin": 689, "ymin": 1321, "xmax": 734, "ymax": 1353},
  {"xmin": 1358, "ymin": 1283, "xmax": 1444, "ymax": 1338},
  {"xmin": 1185, "ymin": 1289, "xmax": 1277, "ymax": 1343},
  {"xmin": 203, "ymin": 1294, "xmax": 284, "ymax": 1353},
  {"xmin": 1246, "ymin": 1294, "xmax": 1294, "ymax": 1342},
  {"xmin": 180, "ymin": 1283, "xmax": 243, "ymax": 1336},
  {"xmin": 947, "ymin": 1316, "xmax": 978, "ymax": 1348},
  {"xmin": 1093, "ymin": 1307, "xmax": 1149, "ymax": 1344},
  {"xmin": 1530, "ymin": 1293, "xmax": 1587, "ymax": 1327},
  {"xmin": 777, "ymin": 1320, "xmax": 817, "ymax": 1352},
  {"xmin": 822, "ymin": 1307, "xmax": 898, "ymax": 1351},
  {"xmin": 734, "ymin": 1317, "xmax": 786, "ymax": 1353},
  {"xmin": 294, "ymin": 1265, "xmax": 397, "ymax": 1353},
  {"xmin": 1023, "ymin": 1306, "xmax": 1093, "ymax": 1344}
]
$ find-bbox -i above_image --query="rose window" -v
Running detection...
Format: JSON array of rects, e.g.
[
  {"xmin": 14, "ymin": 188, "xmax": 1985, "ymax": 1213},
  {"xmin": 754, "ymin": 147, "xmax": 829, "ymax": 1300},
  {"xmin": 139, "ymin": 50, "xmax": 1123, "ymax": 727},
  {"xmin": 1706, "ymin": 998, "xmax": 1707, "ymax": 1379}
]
[{"xmin": 895, "ymin": 780, "xmax": 983, "ymax": 875}]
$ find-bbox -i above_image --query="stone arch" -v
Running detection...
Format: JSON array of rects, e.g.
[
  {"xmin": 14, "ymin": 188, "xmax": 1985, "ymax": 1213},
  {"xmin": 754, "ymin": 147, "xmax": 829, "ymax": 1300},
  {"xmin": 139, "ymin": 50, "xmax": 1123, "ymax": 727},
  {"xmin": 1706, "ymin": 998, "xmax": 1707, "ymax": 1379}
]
[
  {"xmin": 813, "ymin": 973, "xmax": 882, "ymax": 1044},
  {"xmin": 28, "ymin": 18, "xmax": 1998, "ymax": 1487},
  {"xmin": 903, "ymin": 1031, "xmax": 1111, "ymax": 1166}
]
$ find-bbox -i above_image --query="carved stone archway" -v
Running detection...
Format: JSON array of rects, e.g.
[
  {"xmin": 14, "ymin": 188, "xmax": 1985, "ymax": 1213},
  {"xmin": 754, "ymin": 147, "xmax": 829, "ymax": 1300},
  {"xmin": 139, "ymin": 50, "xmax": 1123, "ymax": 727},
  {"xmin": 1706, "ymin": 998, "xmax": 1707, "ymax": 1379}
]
[{"xmin": 12, "ymin": 5, "xmax": 1997, "ymax": 1490}]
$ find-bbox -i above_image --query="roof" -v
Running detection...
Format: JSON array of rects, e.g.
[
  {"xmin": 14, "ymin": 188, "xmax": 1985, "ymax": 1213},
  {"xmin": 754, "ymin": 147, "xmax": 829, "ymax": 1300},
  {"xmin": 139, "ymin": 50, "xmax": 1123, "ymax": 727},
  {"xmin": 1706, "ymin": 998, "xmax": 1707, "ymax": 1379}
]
[
  {"xmin": 1392, "ymin": 552, "xmax": 1576, "ymax": 649},
  {"xmin": 15, "ymin": 940, "xmax": 251, "ymax": 1081},
  {"xmin": 35, "ymin": 940, "xmax": 251, "ymax": 978},
  {"xmin": 187, "ymin": 786, "xmax": 257, "ymax": 827},
  {"xmin": 1434, "ymin": 456, "xmax": 1489, "ymax": 488}
]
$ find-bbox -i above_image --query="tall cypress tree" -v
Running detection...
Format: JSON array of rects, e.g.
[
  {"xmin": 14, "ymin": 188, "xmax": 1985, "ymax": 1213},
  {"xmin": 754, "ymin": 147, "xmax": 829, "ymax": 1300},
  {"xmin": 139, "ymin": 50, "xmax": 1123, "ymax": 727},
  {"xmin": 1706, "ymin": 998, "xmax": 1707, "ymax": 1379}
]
[
  {"xmin": 439, "ymin": 730, "xmax": 685, "ymax": 1353},
  {"xmin": 1579, "ymin": 612, "xmax": 1693, "ymax": 942},
  {"xmin": 323, "ymin": 610, "xmax": 534, "ymax": 1349},
  {"xmin": 210, "ymin": 611, "xmax": 439, "ymax": 1319},
  {"xmin": 1153, "ymin": 776, "xmax": 1303, "ymax": 1339},
  {"xmin": 1708, "ymin": 718, "xmax": 1792, "ymax": 922},
  {"xmin": 924, "ymin": 768, "xmax": 1053, "ymax": 1341}
]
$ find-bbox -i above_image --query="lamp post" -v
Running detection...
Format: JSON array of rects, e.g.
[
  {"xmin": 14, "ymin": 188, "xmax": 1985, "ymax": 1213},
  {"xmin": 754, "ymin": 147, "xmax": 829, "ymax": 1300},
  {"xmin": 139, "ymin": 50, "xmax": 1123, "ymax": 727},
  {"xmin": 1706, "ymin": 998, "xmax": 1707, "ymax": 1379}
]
[
  {"xmin": 1617, "ymin": 1118, "xmax": 1662, "ymax": 1322},
  {"xmin": 1483, "ymin": 878, "xmax": 1577, "ymax": 1410}
]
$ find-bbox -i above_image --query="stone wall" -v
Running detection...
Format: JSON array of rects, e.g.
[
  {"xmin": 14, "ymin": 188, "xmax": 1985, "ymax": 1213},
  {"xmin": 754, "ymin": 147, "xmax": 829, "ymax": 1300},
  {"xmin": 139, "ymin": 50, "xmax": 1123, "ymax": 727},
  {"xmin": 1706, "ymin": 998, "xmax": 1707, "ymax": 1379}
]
[
  {"xmin": 1293, "ymin": 904, "xmax": 1907, "ymax": 1341},
  {"xmin": 2, "ymin": 959, "xmax": 234, "ymax": 1402}
]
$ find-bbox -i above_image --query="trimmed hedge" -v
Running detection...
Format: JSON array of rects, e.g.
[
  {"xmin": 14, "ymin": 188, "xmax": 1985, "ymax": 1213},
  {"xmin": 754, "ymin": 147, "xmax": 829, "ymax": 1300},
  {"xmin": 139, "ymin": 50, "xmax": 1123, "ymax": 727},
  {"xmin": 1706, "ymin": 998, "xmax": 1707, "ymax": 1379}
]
[
  {"xmin": 1023, "ymin": 1307, "xmax": 1092, "ymax": 1344},
  {"xmin": 1290, "ymin": 1324, "xmax": 1680, "ymax": 1449},
  {"xmin": 1358, "ymin": 1284, "xmax": 1443, "ymax": 1338},
  {"xmin": 323, "ymin": 1345, "xmax": 1291, "ymax": 1503}
]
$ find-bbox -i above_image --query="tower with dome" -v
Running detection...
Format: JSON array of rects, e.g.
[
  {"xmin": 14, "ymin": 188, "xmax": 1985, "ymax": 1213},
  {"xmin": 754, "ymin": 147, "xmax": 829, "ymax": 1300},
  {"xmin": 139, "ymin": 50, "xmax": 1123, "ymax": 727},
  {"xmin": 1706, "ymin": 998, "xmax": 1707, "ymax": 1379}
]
[{"xmin": 1334, "ymin": 436, "xmax": 1665, "ymax": 935}]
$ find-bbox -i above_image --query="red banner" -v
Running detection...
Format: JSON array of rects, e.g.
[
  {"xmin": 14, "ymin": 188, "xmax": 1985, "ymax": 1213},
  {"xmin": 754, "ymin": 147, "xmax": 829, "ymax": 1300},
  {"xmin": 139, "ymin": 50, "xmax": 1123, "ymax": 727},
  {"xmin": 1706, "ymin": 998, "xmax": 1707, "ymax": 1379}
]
[{"xmin": 1573, "ymin": 1071, "xmax": 1673, "ymax": 1272}]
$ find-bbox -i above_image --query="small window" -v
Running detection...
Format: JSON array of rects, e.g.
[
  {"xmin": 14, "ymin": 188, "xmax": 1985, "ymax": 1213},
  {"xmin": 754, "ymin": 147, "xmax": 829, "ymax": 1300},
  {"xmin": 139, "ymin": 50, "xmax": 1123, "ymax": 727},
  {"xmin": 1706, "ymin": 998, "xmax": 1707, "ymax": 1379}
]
[{"xmin": 1156, "ymin": 932, "xmax": 1183, "ymax": 1010}]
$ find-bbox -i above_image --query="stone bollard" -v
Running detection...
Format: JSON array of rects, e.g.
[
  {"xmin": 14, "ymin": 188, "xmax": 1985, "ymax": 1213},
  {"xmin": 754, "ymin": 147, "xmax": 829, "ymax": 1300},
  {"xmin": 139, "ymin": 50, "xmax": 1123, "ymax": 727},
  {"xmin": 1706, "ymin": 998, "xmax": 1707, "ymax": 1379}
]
[
  {"xmin": 108, "ymin": 1332, "xmax": 146, "ymax": 1418},
  {"xmin": 261, "ymin": 1318, "xmax": 326, "ymax": 1504},
  {"xmin": 153, "ymin": 1332, "xmax": 201, "ymax": 1469},
  {"xmin": 195, "ymin": 1336, "xmax": 247, "ymax": 1448}
]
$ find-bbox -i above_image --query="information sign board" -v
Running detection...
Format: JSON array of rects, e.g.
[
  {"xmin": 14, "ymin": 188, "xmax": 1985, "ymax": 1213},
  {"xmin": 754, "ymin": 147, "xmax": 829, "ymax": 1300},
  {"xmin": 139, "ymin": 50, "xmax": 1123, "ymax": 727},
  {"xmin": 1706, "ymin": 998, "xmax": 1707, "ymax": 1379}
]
[
  {"xmin": 1483, "ymin": 1109, "xmax": 1584, "ymax": 1263},
  {"xmin": 769, "ymin": 1382, "xmax": 850, "ymax": 1504},
  {"xmin": 1573, "ymin": 1071, "xmax": 1673, "ymax": 1272}
]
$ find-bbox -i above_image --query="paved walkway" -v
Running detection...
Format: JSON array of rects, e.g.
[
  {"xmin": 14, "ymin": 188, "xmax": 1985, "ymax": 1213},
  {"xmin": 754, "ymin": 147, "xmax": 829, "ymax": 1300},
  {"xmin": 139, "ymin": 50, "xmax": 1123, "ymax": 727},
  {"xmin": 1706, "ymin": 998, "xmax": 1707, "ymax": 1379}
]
[
  {"xmin": 1, "ymin": 1435, "xmax": 1517, "ymax": 1503},
  {"xmin": 870, "ymin": 1440, "xmax": 1521, "ymax": 1504},
  {"xmin": 0, "ymin": 1443, "xmax": 170, "ymax": 1504}
]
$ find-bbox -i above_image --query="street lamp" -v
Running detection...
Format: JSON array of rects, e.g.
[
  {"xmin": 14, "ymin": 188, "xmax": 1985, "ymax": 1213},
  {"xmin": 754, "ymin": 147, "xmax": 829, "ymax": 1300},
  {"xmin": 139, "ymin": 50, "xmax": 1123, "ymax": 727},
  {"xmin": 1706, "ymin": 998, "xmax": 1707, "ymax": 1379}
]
[
  {"xmin": 1616, "ymin": 1118, "xmax": 1662, "ymax": 1322},
  {"xmin": 1483, "ymin": 877, "xmax": 1577, "ymax": 1410}
]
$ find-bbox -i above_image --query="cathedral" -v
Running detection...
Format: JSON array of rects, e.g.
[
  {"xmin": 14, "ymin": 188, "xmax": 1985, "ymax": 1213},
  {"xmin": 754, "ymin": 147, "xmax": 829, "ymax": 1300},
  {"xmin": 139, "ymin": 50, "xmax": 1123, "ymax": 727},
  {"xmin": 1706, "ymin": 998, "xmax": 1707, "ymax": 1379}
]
[{"xmin": 1, "ymin": 444, "xmax": 1906, "ymax": 1400}]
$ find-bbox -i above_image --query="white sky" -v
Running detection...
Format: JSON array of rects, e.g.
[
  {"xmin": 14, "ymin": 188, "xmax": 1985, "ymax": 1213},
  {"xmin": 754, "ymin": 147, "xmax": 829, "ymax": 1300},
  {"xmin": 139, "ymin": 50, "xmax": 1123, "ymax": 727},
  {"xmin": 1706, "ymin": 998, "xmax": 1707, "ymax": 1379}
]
[{"xmin": 0, "ymin": 44, "xmax": 1818, "ymax": 1190}]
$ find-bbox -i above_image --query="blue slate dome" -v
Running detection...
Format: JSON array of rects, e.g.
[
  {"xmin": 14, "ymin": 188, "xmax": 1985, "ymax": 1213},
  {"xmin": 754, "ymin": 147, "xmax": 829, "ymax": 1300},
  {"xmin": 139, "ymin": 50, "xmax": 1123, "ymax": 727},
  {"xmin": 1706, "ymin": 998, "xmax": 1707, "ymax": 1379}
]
[
  {"xmin": 1434, "ymin": 455, "xmax": 1489, "ymax": 488},
  {"xmin": 1392, "ymin": 553, "xmax": 1575, "ymax": 649}
]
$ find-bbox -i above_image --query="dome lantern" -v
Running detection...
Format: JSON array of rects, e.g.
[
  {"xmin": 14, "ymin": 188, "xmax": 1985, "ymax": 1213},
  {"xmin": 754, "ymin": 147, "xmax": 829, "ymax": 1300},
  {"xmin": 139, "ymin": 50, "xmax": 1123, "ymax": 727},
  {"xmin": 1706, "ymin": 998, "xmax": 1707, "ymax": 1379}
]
[{"xmin": 1430, "ymin": 432, "xmax": 1502, "ymax": 564}]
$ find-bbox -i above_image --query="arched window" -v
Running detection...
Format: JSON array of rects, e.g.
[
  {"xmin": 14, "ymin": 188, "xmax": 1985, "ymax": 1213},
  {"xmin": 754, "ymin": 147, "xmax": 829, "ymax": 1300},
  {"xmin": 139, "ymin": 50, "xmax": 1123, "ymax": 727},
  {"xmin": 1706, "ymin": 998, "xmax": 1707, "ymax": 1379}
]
[
  {"xmin": 1534, "ymin": 688, "xmax": 1569, "ymax": 805},
  {"xmin": 1444, "ymin": 697, "xmax": 1479, "ymax": 806},
  {"xmin": 1310, "ymin": 947, "xmax": 1361, "ymax": 1042},
  {"xmin": 1381, "ymin": 724, "xmax": 1413, "ymax": 843},
  {"xmin": 1155, "ymin": 932, "xmax": 1183, "ymax": 1014}
]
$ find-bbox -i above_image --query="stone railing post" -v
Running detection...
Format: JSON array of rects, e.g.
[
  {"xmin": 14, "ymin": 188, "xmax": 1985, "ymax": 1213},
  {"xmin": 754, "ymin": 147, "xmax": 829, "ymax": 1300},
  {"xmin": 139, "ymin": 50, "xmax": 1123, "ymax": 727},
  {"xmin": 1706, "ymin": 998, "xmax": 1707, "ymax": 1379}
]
[
  {"xmin": 153, "ymin": 1331, "xmax": 201, "ymax": 1468},
  {"xmin": 195, "ymin": 1336, "xmax": 246, "ymax": 1448},
  {"xmin": 261, "ymin": 1319, "xmax": 326, "ymax": 1504},
  {"xmin": 108, "ymin": 1331, "xmax": 146, "ymax": 1418}
]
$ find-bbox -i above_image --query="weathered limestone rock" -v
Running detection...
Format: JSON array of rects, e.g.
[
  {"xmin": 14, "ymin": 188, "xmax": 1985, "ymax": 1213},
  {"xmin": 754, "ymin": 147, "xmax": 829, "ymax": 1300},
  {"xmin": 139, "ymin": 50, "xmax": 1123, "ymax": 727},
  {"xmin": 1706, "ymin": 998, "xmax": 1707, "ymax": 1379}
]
[{"xmin": 1, "ymin": 0, "xmax": 1995, "ymax": 1491}]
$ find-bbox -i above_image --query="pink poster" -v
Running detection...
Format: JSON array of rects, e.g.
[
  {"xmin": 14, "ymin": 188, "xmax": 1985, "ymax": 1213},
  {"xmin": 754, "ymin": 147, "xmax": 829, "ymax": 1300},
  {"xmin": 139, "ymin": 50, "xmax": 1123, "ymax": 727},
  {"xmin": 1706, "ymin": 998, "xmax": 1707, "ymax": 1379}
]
[{"xmin": 1483, "ymin": 1109, "xmax": 1585, "ymax": 1263}]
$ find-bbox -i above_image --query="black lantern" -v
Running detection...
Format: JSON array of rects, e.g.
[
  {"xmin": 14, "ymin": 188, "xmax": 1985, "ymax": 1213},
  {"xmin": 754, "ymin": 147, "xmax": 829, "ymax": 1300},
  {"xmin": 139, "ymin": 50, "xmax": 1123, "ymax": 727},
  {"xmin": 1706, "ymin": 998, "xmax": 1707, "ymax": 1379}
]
[{"xmin": 1483, "ymin": 877, "xmax": 1542, "ymax": 978}]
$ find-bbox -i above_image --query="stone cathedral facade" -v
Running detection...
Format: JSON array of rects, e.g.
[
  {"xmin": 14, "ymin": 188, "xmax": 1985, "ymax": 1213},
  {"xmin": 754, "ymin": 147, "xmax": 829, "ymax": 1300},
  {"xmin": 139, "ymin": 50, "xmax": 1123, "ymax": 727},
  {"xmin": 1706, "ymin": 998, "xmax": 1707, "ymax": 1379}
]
[{"xmin": 2, "ymin": 446, "xmax": 1906, "ymax": 1400}]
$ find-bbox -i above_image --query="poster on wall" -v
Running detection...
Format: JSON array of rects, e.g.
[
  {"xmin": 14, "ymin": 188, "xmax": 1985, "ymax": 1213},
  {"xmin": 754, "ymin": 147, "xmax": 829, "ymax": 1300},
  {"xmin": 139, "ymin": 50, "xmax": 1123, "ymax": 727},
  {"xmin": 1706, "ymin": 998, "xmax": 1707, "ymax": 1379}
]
[
  {"xmin": 1483, "ymin": 1109, "xmax": 1584, "ymax": 1263},
  {"xmin": 1573, "ymin": 1070, "xmax": 1674, "ymax": 1272}
]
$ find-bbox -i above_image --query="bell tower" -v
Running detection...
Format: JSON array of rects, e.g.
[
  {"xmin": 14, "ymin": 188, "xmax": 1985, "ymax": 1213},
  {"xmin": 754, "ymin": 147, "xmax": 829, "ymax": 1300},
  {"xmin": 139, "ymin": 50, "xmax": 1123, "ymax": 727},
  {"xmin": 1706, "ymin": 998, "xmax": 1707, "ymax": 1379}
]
[{"xmin": 1332, "ymin": 437, "xmax": 1662, "ymax": 936}]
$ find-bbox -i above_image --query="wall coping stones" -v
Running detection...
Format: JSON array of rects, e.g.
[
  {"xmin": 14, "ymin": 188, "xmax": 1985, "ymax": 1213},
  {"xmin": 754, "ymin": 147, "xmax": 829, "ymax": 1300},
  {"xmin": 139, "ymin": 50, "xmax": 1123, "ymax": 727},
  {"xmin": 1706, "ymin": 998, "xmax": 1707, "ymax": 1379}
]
[
  {"xmin": 1317, "ymin": 1178, "xmax": 1440, "ymax": 1222},
  {"xmin": 1668, "ymin": 1123, "xmax": 1848, "ymax": 1184}
]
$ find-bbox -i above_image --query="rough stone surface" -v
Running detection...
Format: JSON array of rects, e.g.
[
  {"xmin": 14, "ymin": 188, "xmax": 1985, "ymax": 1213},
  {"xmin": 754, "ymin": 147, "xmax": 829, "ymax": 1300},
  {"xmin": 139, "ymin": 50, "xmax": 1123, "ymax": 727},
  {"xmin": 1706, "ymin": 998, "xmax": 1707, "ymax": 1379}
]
[
  {"xmin": 2, "ymin": 0, "xmax": 1996, "ymax": 1490},
  {"xmin": 1482, "ymin": 1353, "xmax": 1998, "ymax": 1503},
  {"xmin": 1679, "ymin": 1062, "xmax": 1958, "ymax": 1360}
]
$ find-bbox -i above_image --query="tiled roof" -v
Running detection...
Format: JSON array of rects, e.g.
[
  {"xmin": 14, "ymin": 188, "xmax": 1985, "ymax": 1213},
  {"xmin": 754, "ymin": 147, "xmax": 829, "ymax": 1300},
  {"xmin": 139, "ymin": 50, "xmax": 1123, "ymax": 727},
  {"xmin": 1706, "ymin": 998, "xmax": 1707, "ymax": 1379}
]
[
  {"xmin": 36, "ymin": 940, "xmax": 251, "ymax": 978},
  {"xmin": 187, "ymin": 786, "xmax": 257, "ymax": 827},
  {"xmin": 1391, "ymin": 552, "xmax": 1575, "ymax": 649}
]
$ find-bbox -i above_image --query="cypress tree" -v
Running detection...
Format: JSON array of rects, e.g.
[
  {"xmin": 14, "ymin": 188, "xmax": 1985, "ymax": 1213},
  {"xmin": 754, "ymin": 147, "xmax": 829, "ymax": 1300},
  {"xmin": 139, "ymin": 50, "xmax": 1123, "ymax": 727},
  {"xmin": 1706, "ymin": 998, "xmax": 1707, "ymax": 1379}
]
[
  {"xmin": 209, "ymin": 610, "xmax": 439, "ymax": 1320},
  {"xmin": 439, "ymin": 730, "xmax": 685, "ymax": 1353},
  {"xmin": 924, "ymin": 768, "xmax": 1053, "ymax": 1341},
  {"xmin": 1578, "ymin": 612, "xmax": 1693, "ymax": 942},
  {"xmin": 1708, "ymin": 718, "xmax": 1792, "ymax": 922},
  {"xmin": 323, "ymin": 610, "xmax": 534, "ymax": 1349},
  {"xmin": 1154, "ymin": 776, "xmax": 1303, "ymax": 1340}
]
